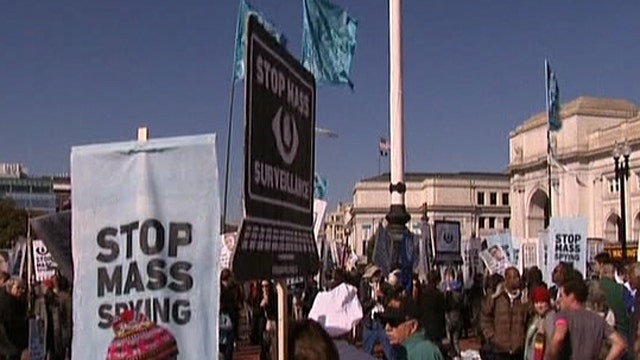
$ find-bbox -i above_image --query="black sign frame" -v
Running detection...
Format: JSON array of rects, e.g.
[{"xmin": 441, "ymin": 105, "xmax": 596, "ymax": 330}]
[{"xmin": 233, "ymin": 14, "xmax": 318, "ymax": 281}]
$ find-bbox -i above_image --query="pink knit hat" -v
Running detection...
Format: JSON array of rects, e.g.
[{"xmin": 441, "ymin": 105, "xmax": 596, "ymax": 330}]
[{"xmin": 106, "ymin": 310, "xmax": 179, "ymax": 360}]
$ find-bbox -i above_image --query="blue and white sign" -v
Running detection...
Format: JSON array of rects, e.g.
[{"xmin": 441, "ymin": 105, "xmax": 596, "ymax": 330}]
[
  {"xmin": 487, "ymin": 233, "xmax": 517, "ymax": 266},
  {"xmin": 547, "ymin": 217, "xmax": 587, "ymax": 280},
  {"xmin": 71, "ymin": 135, "xmax": 221, "ymax": 360}
]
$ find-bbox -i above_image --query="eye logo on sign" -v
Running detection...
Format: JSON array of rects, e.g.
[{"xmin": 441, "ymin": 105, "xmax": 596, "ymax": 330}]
[
  {"xmin": 35, "ymin": 245, "xmax": 49, "ymax": 256},
  {"xmin": 272, "ymin": 107, "xmax": 299, "ymax": 165},
  {"xmin": 443, "ymin": 233, "xmax": 454, "ymax": 244}
]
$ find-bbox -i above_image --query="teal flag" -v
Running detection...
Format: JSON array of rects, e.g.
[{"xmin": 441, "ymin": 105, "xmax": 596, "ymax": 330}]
[
  {"xmin": 302, "ymin": 0, "xmax": 358, "ymax": 89},
  {"xmin": 233, "ymin": 0, "xmax": 286, "ymax": 82},
  {"xmin": 314, "ymin": 173, "xmax": 328, "ymax": 200},
  {"xmin": 546, "ymin": 59, "xmax": 561, "ymax": 131}
]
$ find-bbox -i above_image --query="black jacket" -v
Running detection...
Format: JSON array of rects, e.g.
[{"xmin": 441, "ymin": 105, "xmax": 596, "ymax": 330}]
[{"xmin": 420, "ymin": 284, "xmax": 447, "ymax": 342}]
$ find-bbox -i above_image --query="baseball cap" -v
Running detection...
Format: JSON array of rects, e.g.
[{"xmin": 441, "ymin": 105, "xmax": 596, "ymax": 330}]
[{"xmin": 378, "ymin": 296, "xmax": 420, "ymax": 328}]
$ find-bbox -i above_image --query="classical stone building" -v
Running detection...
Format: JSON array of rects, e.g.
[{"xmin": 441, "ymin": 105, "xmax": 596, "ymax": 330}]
[
  {"xmin": 509, "ymin": 97, "xmax": 640, "ymax": 266},
  {"xmin": 324, "ymin": 202, "xmax": 353, "ymax": 244},
  {"xmin": 351, "ymin": 172, "xmax": 510, "ymax": 258}
]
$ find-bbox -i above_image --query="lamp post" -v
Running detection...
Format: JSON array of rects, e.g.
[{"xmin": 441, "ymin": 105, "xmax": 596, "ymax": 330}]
[
  {"xmin": 385, "ymin": 0, "xmax": 410, "ymax": 265},
  {"xmin": 613, "ymin": 141, "xmax": 631, "ymax": 261}
]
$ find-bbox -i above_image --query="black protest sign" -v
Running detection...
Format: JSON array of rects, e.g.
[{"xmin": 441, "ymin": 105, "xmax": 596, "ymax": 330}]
[{"xmin": 233, "ymin": 15, "xmax": 318, "ymax": 281}]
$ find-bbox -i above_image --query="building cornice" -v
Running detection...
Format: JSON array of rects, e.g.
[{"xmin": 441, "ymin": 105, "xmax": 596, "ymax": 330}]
[{"xmin": 510, "ymin": 97, "xmax": 638, "ymax": 137}]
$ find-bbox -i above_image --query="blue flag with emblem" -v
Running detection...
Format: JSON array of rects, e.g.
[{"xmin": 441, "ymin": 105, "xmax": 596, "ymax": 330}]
[
  {"xmin": 546, "ymin": 59, "xmax": 561, "ymax": 131},
  {"xmin": 233, "ymin": 0, "xmax": 286, "ymax": 82},
  {"xmin": 302, "ymin": 0, "xmax": 358, "ymax": 89}
]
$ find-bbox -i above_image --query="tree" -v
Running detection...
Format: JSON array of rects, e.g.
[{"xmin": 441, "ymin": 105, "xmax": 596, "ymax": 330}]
[{"xmin": 0, "ymin": 197, "xmax": 28, "ymax": 248}]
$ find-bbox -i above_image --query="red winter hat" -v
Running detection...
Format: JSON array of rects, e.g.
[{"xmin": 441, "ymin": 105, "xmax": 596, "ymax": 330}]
[
  {"xmin": 107, "ymin": 310, "xmax": 179, "ymax": 360},
  {"xmin": 531, "ymin": 286, "xmax": 551, "ymax": 304}
]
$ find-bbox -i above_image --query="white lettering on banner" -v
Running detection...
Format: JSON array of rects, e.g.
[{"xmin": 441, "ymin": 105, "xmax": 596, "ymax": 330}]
[
  {"xmin": 255, "ymin": 55, "xmax": 310, "ymax": 118},
  {"xmin": 253, "ymin": 160, "xmax": 311, "ymax": 200}
]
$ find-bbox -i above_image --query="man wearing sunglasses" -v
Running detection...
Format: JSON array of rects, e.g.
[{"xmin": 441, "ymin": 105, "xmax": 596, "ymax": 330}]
[{"xmin": 380, "ymin": 296, "xmax": 444, "ymax": 360}]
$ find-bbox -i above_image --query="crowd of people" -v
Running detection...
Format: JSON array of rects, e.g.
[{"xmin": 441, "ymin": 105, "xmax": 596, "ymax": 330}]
[
  {"xmin": 0, "ymin": 271, "xmax": 72, "ymax": 360},
  {"xmin": 219, "ymin": 251, "xmax": 640, "ymax": 360}
]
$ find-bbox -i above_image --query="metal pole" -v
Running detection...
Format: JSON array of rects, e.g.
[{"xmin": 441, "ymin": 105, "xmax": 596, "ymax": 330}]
[
  {"xmin": 544, "ymin": 60, "xmax": 553, "ymax": 222},
  {"xmin": 221, "ymin": 79, "xmax": 237, "ymax": 233},
  {"xmin": 385, "ymin": 0, "xmax": 410, "ymax": 258},
  {"xmin": 276, "ymin": 279, "xmax": 288, "ymax": 360},
  {"xmin": 618, "ymin": 155, "xmax": 629, "ymax": 261}
]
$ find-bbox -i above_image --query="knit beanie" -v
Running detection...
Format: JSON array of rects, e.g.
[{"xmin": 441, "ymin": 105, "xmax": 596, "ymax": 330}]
[
  {"xmin": 531, "ymin": 286, "xmax": 551, "ymax": 304},
  {"xmin": 106, "ymin": 311, "xmax": 179, "ymax": 360}
]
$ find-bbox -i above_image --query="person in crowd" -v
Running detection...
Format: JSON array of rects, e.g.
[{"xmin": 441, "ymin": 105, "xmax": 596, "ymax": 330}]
[
  {"xmin": 549, "ymin": 278, "xmax": 627, "ymax": 360},
  {"xmin": 587, "ymin": 280, "xmax": 616, "ymax": 327},
  {"xmin": 420, "ymin": 270, "xmax": 446, "ymax": 354},
  {"xmin": 0, "ymin": 277, "xmax": 28, "ymax": 360},
  {"xmin": 387, "ymin": 269, "xmax": 403, "ymax": 298},
  {"xmin": 479, "ymin": 272, "xmax": 504, "ymax": 360},
  {"xmin": 550, "ymin": 262, "xmax": 573, "ymax": 306},
  {"xmin": 627, "ymin": 263, "xmax": 640, "ymax": 357},
  {"xmin": 594, "ymin": 252, "xmax": 612, "ymax": 278},
  {"xmin": 480, "ymin": 267, "xmax": 527, "ymax": 360},
  {"xmin": 381, "ymin": 296, "xmax": 444, "ymax": 360},
  {"xmin": 248, "ymin": 280, "xmax": 263, "ymax": 345},
  {"xmin": 599, "ymin": 263, "xmax": 630, "ymax": 340},
  {"xmin": 219, "ymin": 269, "xmax": 238, "ymax": 360},
  {"xmin": 442, "ymin": 266, "xmax": 463, "ymax": 358},
  {"xmin": 307, "ymin": 281, "xmax": 375, "ymax": 360},
  {"xmin": 359, "ymin": 265, "xmax": 395, "ymax": 360},
  {"xmin": 33, "ymin": 275, "xmax": 72, "ymax": 360},
  {"xmin": 525, "ymin": 267, "xmax": 546, "ymax": 295},
  {"xmin": 302, "ymin": 278, "xmax": 319, "ymax": 318},
  {"xmin": 288, "ymin": 319, "xmax": 339, "ymax": 360},
  {"xmin": 466, "ymin": 272, "xmax": 484, "ymax": 339},
  {"xmin": 259, "ymin": 280, "xmax": 278, "ymax": 360},
  {"xmin": 523, "ymin": 286, "xmax": 555, "ymax": 360}
]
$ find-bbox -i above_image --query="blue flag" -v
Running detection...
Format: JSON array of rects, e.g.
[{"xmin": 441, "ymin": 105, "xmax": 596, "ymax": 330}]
[
  {"xmin": 233, "ymin": 0, "xmax": 286, "ymax": 82},
  {"xmin": 314, "ymin": 172, "xmax": 328, "ymax": 200},
  {"xmin": 399, "ymin": 232, "xmax": 415, "ymax": 295},
  {"xmin": 372, "ymin": 223, "xmax": 392, "ymax": 276},
  {"xmin": 302, "ymin": 0, "xmax": 358, "ymax": 89},
  {"xmin": 546, "ymin": 59, "xmax": 561, "ymax": 131}
]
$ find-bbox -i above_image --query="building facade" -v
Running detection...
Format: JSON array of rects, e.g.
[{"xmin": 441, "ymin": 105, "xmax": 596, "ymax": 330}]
[
  {"xmin": 0, "ymin": 163, "xmax": 69, "ymax": 214},
  {"xmin": 351, "ymin": 172, "xmax": 511, "ymax": 258},
  {"xmin": 509, "ymin": 97, "xmax": 640, "ymax": 266},
  {"xmin": 324, "ymin": 202, "xmax": 353, "ymax": 244}
]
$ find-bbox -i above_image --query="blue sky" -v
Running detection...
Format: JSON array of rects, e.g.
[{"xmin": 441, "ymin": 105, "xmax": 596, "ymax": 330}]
[{"xmin": 1, "ymin": 1, "xmax": 639, "ymax": 222}]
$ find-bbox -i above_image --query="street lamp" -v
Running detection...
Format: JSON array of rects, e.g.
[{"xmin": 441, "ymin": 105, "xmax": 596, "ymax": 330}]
[{"xmin": 613, "ymin": 141, "xmax": 631, "ymax": 261}]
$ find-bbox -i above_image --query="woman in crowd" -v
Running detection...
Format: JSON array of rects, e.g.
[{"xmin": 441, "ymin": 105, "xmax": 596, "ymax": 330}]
[{"xmin": 523, "ymin": 286, "xmax": 555, "ymax": 360}]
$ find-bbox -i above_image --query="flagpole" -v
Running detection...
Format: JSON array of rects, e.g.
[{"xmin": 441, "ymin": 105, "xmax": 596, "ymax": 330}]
[
  {"xmin": 545, "ymin": 59, "xmax": 553, "ymax": 220},
  {"xmin": 220, "ymin": 76, "xmax": 237, "ymax": 234}
]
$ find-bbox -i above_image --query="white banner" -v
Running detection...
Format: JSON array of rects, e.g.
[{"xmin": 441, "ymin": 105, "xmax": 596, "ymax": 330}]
[
  {"xmin": 487, "ymin": 233, "xmax": 517, "ymax": 266},
  {"xmin": 219, "ymin": 232, "xmax": 237, "ymax": 271},
  {"xmin": 32, "ymin": 240, "xmax": 57, "ymax": 282},
  {"xmin": 462, "ymin": 238, "xmax": 483, "ymax": 288},
  {"xmin": 71, "ymin": 135, "xmax": 220, "ymax": 360},
  {"xmin": 479, "ymin": 245, "xmax": 512, "ymax": 276},
  {"xmin": 313, "ymin": 199, "xmax": 328, "ymax": 257},
  {"xmin": 547, "ymin": 217, "xmax": 587, "ymax": 281}
]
